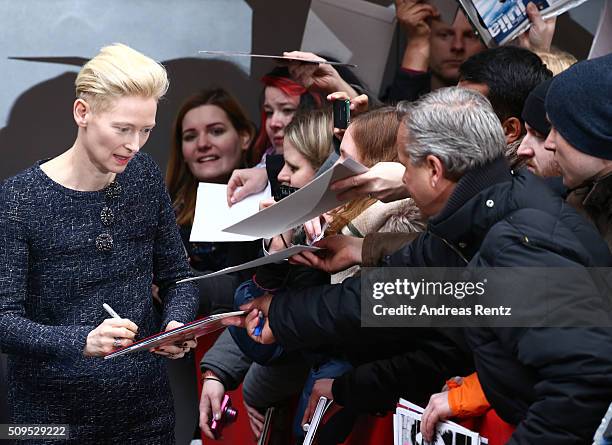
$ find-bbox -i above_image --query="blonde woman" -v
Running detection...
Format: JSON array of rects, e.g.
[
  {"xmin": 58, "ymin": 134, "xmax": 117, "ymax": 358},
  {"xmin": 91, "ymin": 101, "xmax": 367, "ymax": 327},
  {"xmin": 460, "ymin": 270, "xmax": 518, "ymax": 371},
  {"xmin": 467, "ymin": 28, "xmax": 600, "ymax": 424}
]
[{"xmin": 0, "ymin": 44, "xmax": 197, "ymax": 443}]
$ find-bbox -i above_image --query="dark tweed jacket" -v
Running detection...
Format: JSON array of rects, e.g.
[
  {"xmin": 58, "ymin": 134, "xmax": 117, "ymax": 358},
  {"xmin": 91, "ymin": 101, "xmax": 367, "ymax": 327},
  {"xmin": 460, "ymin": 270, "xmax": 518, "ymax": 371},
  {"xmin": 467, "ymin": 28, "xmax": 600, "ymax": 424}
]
[{"xmin": 0, "ymin": 152, "xmax": 197, "ymax": 443}]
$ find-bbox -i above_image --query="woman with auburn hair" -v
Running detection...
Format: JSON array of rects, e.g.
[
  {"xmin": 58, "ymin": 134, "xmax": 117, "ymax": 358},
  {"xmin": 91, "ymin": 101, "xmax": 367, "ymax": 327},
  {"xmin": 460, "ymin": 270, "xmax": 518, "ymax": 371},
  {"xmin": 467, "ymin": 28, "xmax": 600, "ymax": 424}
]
[
  {"xmin": 0, "ymin": 43, "xmax": 198, "ymax": 443},
  {"xmin": 167, "ymin": 88, "xmax": 256, "ymax": 227},
  {"xmin": 164, "ymin": 88, "xmax": 261, "ymax": 319}
]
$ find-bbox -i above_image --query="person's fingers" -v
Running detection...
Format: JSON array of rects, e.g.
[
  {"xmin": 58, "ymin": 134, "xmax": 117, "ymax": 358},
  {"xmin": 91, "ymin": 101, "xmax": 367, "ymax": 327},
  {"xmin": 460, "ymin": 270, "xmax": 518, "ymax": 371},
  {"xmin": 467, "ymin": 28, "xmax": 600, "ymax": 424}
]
[
  {"xmin": 230, "ymin": 185, "xmax": 251, "ymax": 205},
  {"xmin": 250, "ymin": 411, "xmax": 265, "ymax": 433},
  {"xmin": 302, "ymin": 392, "xmax": 318, "ymax": 427},
  {"xmin": 422, "ymin": 397, "xmax": 441, "ymax": 442},
  {"xmin": 226, "ymin": 174, "xmax": 243, "ymax": 206},
  {"xmin": 287, "ymin": 251, "xmax": 312, "ymax": 266},
  {"xmin": 199, "ymin": 395, "xmax": 214, "ymax": 438},
  {"xmin": 304, "ymin": 217, "xmax": 322, "ymax": 242},
  {"xmin": 220, "ymin": 315, "xmax": 246, "ymax": 328},
  {"xmin": 525, "ymin": 2, "xmax": 544, "ymax": 27},
  {"xmin": 180, "ymin": 339, "xmax": 197, "ymax": 349},
  {"xmin": 155, "ymin": 344, "xmax": 184, "ymax": 355},
  {"xmin": 247, "ymin": 417, "xmax": 259, "ymax": 439},
  {"xmin": 299, "ymin": 250, "xmax": 323, "ymax": 265},
  {"xmin": 421, "ymin": 402, "xmax": 435, "ymax": 442},
  {"xmin": 106, "ymin": 318, "xmax": 139, "ymax": 334},
  {"xmin": 244, "ymin": 308, "xmax": 260, "ymax": 333},
  {"xmin": 330, "ymin": 172, "xmax": 363, "ymax": 192},
  {"xmin": 105, "ymin": 326, "xmax": 137, "ymax": 340},
  {"xmin": 210, "ymin": 391, "xmax": 222, "ymax": 422},
  {"xmin": 326, "ymin": 91, "xmax": 350, "ymax": 102},
  {"xmin": 250, "ymin": 406, "xmax": 265, "ymax": 423}
]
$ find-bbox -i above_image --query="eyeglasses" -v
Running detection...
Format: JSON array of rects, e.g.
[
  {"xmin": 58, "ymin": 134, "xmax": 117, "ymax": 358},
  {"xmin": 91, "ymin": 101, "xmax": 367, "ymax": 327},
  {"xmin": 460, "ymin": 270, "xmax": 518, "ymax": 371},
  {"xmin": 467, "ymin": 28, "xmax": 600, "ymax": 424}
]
[{"xmin": 95, "ymin": 181, "xmax": 122, "ymax": 252}]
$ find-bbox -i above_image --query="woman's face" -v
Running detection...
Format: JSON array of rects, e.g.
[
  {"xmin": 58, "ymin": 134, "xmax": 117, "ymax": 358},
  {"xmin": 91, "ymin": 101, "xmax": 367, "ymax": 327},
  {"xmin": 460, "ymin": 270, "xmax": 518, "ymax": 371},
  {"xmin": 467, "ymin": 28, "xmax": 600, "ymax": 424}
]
[
  {"xmin": 80, "ymin": 95, "xmax": 157, "ymax": 174},
  {"xmin": 337, "ymin": 127, "xmax": 363, "ymax": 164},
  {"xmin": 263, "ymin": 86, "xmax": 300, "ymax": 154},
  {"xmin": 181, "ymin": 104, "xmax": 249, "ymax": 183},
  {"xmin": 277, "ymin": 141, "xmax": 316, "ymax": 188}
]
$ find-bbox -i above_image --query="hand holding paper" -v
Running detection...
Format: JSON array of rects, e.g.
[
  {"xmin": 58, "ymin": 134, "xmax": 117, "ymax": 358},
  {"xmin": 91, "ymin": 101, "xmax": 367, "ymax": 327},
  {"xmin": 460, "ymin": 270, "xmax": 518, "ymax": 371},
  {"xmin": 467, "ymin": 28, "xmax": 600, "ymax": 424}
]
[
  {"xmin": 151, "ymin": 320, "xmax": 197, "ymax": 359},
  {"xmin": 222, "ymin": 158, "xmax": 368, "ymax": 239}
]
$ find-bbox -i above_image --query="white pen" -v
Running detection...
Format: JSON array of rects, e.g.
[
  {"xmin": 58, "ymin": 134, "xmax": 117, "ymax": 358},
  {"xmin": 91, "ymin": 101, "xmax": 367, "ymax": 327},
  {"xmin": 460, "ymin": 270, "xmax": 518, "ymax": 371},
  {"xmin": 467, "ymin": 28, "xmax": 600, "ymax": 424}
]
[{"xmin": 103, "ymin": 303, "xmax": 121, "ymax": 319}]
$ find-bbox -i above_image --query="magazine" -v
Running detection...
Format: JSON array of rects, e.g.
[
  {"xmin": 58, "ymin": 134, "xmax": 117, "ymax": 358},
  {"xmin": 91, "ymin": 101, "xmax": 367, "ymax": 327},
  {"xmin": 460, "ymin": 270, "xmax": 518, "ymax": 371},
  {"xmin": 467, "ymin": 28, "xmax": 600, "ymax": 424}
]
[
  {"xmin": 303, "ymin": 396, "xmax": 334, "ymax": 445},
  {"xmin": 394, "ymin": 399, "xmax": 487, "ymax": 445},
  {"xmin": 457, "ymin": 0, "xmax": 589, "ymax": 47},
  {"xmin": 103, "ymin": 311, "xmax": 246, "ymax": 359}
]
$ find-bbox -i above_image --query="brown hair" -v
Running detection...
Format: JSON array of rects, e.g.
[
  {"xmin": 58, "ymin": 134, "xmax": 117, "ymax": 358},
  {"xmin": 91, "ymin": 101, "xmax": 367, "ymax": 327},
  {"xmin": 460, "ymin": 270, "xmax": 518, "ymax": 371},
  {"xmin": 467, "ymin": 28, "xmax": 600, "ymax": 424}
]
[
  {"xmin": 166, "ymin": 88, "xmax": 256, "ymax": 226},
  {"xmin": 327, "ymin": 107, "xmax": 401, "ymax": 234}
]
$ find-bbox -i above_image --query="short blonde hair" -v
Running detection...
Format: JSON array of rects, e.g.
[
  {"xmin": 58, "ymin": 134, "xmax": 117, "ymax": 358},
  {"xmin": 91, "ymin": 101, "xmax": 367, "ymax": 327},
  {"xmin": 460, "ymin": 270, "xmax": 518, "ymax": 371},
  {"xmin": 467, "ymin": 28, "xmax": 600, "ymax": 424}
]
[
  {"xmin": 75, "ymin": 43, "xmax": 169, "ymax": 111},
  {"xmin": 284, "ymin": 108, "xmax": 333, "ymax": 171},
  {"xmin": 535, "ymin": 48, "xmax": 578, "ymax": 76}
]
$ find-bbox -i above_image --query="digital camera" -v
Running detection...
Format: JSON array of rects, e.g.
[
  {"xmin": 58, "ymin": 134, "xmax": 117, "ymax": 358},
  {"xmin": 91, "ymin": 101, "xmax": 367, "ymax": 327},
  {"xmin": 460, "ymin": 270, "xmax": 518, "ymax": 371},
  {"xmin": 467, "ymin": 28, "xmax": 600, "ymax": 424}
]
[{"xmin": 209, "ymin": 394, "xmax": 238, "ymax": 439}]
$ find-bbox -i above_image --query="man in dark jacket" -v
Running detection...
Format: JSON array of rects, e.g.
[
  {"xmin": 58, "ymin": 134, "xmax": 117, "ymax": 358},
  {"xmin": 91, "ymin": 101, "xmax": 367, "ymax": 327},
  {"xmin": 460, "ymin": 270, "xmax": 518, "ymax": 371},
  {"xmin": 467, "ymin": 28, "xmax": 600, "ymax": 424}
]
[
  {"xmin": 231, "ymin": 87, "xmax": 612, "ymax": 444},
  {"xmin": 544, "ymin": 53, "xmax": 612, "ymax": 251}
]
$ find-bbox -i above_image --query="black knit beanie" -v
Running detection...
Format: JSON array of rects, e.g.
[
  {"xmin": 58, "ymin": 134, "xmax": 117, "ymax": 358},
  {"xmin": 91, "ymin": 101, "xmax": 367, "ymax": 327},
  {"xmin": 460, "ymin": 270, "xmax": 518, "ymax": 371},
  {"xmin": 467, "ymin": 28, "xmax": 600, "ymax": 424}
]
[
  {"xmin": 545, "ymin": 53, "xmax": 612, "ymax": 160},
  {"xmin": 522, "ymin": 78, "xmax": 553, "ymax": 137}
]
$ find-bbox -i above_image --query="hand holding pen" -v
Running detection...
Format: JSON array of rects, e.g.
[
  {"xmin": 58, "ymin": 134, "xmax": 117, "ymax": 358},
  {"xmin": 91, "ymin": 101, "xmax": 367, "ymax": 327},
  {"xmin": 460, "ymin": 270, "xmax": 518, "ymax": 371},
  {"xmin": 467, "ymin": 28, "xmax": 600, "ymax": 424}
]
[
  {"xmin": 82, "ymin": 303, "xmax": 138, "ymax": 357},
  {"xmin": 221, "ymin": 293, "xmax": 277, "ymax": 345}
]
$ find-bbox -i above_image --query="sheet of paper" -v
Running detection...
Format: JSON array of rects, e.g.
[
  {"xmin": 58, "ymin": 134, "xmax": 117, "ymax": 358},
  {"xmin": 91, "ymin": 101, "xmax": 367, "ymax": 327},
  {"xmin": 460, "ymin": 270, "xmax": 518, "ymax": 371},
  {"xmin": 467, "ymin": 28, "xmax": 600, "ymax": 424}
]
[
  {"xmin": 177, "ymin": 245, "xmax": 321, "ymax": 283},
  {"xmin": 189, "ymin": 182, "xmax": 270, "ymax": 242},
  {"xmin": 198, "ymin": 50, "xmax": 357, "ymax": 67},
  {"xmin": 300, "ymin": 0, "xmax": 396, "ymax": 95},
  {"xmin": 589, "ymin": 1, "xmax": 612, "ymax": 59},
  {"xmin": 222, "ymin": 158, "xmax": 368, "ymax": 239}
]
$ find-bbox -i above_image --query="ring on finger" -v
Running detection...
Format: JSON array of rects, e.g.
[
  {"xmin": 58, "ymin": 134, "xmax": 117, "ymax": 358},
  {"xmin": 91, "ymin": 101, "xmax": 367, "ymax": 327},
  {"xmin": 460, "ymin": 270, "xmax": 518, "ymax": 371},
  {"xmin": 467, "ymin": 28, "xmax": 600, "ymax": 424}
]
[{"xmin": 112, "ymin": 338, "xmax": 122, "ymax": 348}]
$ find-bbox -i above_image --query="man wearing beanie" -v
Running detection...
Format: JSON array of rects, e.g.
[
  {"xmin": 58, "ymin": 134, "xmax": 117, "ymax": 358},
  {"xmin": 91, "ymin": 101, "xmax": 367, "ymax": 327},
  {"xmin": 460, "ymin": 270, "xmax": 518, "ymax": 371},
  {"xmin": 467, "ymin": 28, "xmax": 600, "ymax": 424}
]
[
  {"xmin": 517, "ymin": 78, "xmax": 560, "ymax": 178},
  {"xmin": 545, "ymin": 53, "xmax": 612, "ymax": 250}
]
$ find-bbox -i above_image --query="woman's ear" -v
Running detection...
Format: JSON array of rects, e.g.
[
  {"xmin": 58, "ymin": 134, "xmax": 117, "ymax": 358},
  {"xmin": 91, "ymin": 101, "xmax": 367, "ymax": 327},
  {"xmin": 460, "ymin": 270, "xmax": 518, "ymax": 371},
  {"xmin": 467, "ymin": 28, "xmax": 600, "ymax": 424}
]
[
  {"xmin": 502, "ymin": 117, "xmax": 523, "ymax": 145},
  {"xmin": 239, "ymin": 130, "xmax": 253, "ymax": 151},
  {"xmin": 73, "ymin": 98, "xmax": 91, "ymax": 128}
]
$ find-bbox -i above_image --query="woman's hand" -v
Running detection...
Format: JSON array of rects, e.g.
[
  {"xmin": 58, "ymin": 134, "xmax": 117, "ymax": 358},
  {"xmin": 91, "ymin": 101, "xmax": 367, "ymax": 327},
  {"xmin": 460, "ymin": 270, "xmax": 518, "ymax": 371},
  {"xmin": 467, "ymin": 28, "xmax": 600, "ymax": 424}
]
[
  {"xmin": 150, "ymin": 320, "xmax": 197, "ymax": 359},
  {"xmin": 327, "ymin": 91, "xmax": 369, "ymax": 140},
  {"xmin": 284, "ymin": 50, "xmax": 359, "ymax": 98},
  {"xmin": 227, "ymin": 167, "xmax": 269, "ymax": 206},
  {"xmin": 199, "ymin": 370, "xmax": 226, "ymax": 440},
  {"xmin": 84, "ymin": 317, "xmax": 139, "ymax": 357}
]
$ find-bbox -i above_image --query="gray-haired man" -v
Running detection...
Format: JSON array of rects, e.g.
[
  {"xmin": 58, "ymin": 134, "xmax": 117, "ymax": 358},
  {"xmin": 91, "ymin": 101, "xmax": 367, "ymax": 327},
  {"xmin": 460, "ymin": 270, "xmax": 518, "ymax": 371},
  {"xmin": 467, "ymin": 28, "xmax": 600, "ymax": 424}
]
[{"xmin": 231, "ymin": 87, "xmax": 612, "ymax": 444}]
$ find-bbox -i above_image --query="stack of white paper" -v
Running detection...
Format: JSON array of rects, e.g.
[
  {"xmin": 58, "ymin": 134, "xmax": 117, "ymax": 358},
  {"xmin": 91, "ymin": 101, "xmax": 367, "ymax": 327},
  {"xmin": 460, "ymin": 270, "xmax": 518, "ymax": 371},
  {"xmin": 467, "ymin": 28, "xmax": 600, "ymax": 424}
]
[{"xmin": 394, "ymin": 399, "xmax": 487, "ymax": 445}]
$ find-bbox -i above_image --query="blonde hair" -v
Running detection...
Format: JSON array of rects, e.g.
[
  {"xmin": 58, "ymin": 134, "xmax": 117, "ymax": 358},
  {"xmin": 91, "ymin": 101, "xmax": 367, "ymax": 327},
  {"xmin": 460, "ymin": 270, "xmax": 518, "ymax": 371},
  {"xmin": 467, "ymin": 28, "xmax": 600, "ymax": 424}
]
[
  {"xmin": 284, "ymin": 108, "xmax": 334, "ymax": 171},
  {"xmin": 535, "ymin": 48, "xmax": 577, "ymax": 76},
  {"xmin": 75, "ymin": 43, "xmax": 169, "ymax": 111}
]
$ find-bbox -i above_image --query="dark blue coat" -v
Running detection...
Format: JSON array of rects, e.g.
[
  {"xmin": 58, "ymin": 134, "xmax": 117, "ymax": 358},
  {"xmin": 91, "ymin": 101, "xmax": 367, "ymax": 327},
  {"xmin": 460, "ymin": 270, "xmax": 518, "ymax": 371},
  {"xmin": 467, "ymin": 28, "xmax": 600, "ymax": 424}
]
[{"xmin": 0, "ymin": 153, "xmax": 197, "ymax": 443}]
